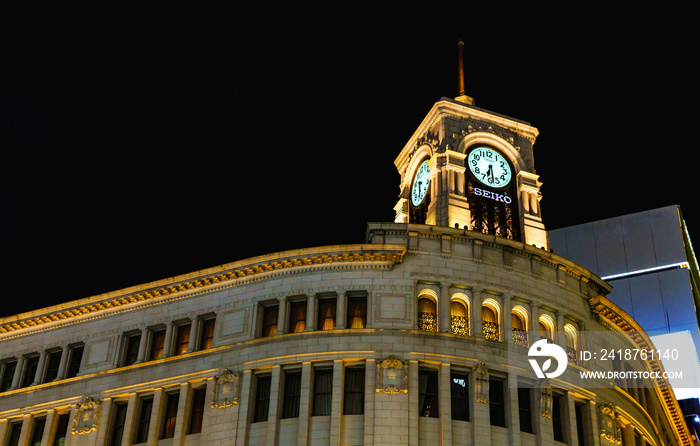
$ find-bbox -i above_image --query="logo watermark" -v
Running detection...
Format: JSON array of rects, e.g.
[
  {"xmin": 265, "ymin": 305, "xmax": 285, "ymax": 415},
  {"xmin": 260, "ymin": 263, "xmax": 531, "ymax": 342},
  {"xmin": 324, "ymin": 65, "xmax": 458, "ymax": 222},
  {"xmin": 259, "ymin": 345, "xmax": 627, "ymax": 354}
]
[{"xmin": 508, "ymin": 331, "xmax": 694, "ymax": 389}]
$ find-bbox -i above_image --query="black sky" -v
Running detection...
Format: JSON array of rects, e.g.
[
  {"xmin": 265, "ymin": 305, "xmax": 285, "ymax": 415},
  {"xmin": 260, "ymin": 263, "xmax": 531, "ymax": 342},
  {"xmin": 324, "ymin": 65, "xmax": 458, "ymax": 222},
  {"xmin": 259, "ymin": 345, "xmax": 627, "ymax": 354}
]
[{"xmin": 2, "ymin": 5, "xmax": 698, "ymax": 318}]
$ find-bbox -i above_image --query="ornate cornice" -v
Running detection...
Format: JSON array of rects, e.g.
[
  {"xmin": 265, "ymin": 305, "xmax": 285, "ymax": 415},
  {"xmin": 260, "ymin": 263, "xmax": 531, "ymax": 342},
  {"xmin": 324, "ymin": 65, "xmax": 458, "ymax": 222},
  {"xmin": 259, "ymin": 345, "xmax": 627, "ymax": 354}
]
[
  {"xmin": 0, "ymin": 244, "xmax": 406, "ymax": 339},
  {"xmin": 589, "ymin": 296, "xmax": 691, "ymax": 446}
]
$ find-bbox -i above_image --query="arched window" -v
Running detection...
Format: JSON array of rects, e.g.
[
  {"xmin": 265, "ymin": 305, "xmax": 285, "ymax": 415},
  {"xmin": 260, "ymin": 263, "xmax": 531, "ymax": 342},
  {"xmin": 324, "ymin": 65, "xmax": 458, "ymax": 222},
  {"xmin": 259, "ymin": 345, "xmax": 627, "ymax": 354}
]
[
  {"xmin": 539, "ymin": 315, "xmax": 555, "ymax": 343},
  {"xmin": 418, "ymin": 295, "xmax": 438, "ymax": 332},
  {"xmin": 450, "ymin": 299, "xmax": 469, "ymax": 336},
  {"xmin": 564, "ymin": 324, "xmax": 578, "ymax": 364},
  {"xmin": 481, "ymin": 299, "xmax": 500, "ymax": 341},
  {"xmin": 511, "ymin": 306, "xmax": 529, "ymax": 348}
]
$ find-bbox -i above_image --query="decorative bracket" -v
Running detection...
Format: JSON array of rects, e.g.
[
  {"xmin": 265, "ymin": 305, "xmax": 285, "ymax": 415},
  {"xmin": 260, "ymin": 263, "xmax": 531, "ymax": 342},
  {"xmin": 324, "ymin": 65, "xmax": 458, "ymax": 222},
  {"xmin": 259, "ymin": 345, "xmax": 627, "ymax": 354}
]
[{"xmin": 376, "ymin": 355, "xmax": 408, "ymax": 395}]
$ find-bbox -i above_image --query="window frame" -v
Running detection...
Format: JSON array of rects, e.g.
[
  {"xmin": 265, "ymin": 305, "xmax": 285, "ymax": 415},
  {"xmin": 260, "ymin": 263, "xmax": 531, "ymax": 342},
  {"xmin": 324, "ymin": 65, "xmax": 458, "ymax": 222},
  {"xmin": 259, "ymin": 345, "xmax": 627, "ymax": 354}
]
[
  {"xmin": 317, "ymin": 298, "xmax": 337, "ymax": 331},
  {"xmin": 198, "ymin": 317, "xmax": 216, "ymax": 350},
  {"xmin": 65, "ymin": 344, "xmax": 84, "ymax": 379},
  {"xmin": 418, "ymin": 368, "xmax": 439, "ymax": 418},
  {"xmin": 107, "ymin": 401, "xmax": 129, "ymax": 446},
  {"xmin": 123, "ymin": 332, "xmax": 142, "ymax": 366},
  {"xmin": 450, "ymin": 370, "xmax": 470, "ymax": 422},
  {"xmin": 133, "ymin": 395, "xmax": 154, "ymax": 444},
  {"xmin": 160, "ymin": 391, "xmax": 180, "ymax": 439},
  {"xmin": 518, "ymin": 386, "xmax": 533, "ymax": 433},
  {"xmin": 312, "ymin": 368, "xmax": 333, "ymax": 416},
  {"xmin": 281, "ymin": 370, "xmax": 302, "ymax": 419},
  {"xmin": 343, "ymin": 366, "xmax": 365, "ymax": 415},
  {"xmin": 288, "ymin": 300, "xmax": 307, "ymax": 334},
  {"xmin": 489, "ymin": 377, "xmax": 506, "ymax": 427},
  {"xmin": 346, "ymin": 295, "xmax": 367, "ymax": 329},
  {"xmin": 187, "ymin": 386, "xmax": 207, "ymax": 435},
  {"xmin": 261, "ymin": 305, "xmax": 279, "ymax": 338},
  {"xmin": 252, "ymin": 374, "xmax": 272, "ymax": 423}
]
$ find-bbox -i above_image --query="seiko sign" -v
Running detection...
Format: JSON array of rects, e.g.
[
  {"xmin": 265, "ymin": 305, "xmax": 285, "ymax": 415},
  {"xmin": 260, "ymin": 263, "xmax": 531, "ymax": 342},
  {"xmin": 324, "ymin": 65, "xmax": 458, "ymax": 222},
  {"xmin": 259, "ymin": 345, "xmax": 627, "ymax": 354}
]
[{"xmin": 474, "ymin": 187, "xmax": 512, "ymax": 204}]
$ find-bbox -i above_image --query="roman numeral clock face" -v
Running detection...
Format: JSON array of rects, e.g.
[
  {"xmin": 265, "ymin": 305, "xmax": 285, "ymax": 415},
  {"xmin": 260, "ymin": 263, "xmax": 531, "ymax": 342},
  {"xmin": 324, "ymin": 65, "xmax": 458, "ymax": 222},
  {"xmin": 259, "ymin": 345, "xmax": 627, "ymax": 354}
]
[
  {"xmin": 467, "ymin": 147, "xmax": 512, "ymax": 188},
  {"xmin": 411, "ymin": 160, "xmax": 430, "ymax": 206}
]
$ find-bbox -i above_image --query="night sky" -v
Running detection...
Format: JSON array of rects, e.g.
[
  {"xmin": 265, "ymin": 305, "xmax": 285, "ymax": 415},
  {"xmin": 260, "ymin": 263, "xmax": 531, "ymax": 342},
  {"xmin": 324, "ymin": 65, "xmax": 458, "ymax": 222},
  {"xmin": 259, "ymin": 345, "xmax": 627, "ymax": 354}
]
[{"xmin": 2, "ymin": 5, "xmax": 697, "ymax": 318}]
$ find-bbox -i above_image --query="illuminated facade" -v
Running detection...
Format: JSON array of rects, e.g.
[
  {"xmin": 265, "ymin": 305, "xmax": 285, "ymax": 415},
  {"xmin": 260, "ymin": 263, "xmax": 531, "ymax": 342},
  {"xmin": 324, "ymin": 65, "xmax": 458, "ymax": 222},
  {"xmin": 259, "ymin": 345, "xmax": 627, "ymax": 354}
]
[{"xmin": 0, "ymin": 92, "xmax": 691, "ymax": 445}]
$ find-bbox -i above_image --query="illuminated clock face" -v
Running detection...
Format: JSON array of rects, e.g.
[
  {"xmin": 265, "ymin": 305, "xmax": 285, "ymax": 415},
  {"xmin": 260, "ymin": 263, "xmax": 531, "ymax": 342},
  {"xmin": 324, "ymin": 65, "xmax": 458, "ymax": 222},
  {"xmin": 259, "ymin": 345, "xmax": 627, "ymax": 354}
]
[
  {"xmin": 411, "ymin": 160, "xmax": 430, "ymax": 206},
  {"xmin": 467, "ymin": 147, "xmax": 512, "ymax": 188}
]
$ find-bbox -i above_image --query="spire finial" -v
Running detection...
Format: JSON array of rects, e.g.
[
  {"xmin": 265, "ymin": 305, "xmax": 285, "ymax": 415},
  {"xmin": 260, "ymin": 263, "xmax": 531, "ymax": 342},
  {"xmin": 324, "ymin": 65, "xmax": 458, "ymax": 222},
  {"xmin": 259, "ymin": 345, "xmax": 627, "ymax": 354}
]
[{"xmin": 455, "ymin": 40, "xmax": 475, "ymax": 105}]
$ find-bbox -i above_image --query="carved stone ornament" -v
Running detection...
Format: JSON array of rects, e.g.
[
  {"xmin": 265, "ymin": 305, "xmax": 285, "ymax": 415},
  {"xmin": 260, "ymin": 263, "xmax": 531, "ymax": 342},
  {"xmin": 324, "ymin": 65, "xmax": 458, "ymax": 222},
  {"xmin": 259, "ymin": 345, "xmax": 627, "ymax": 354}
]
[
  {"xmin": 538, "ymin": 378, "xmax": 553, "ymax": 418},
  {"xmin": 211, "ymin": 368, "xmax": 241, "ymax": 408},
  {"xmin": 72, "ymin": 396, "xmax": 101, "ymax": 435},
  {"xmin": 376, "ymin": 355, "xmax": 408, "ymax": 395},
  {"xmin": 474, "ymin": 362, "xmax": 489, "ymax": 403},
  {"xmin": 599, "ymin": 403, "xmax": 622, "ymax": 445}
]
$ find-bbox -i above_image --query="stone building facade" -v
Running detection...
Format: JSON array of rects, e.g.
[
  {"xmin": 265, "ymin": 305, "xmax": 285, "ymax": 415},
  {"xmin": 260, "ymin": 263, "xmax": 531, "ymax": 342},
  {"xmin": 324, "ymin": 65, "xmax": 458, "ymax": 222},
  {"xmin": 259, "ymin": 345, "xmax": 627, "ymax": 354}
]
[{"xmin": 0, "ymin": 96, "xmax": 691, "ymax": 445}]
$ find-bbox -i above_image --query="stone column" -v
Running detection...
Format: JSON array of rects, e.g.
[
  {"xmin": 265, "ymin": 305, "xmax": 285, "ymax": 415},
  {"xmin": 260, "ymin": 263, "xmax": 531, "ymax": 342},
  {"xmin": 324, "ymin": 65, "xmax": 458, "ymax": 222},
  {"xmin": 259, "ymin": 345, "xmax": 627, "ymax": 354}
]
[
  {"xmin": 335, "ymin": 292, "xmax": 347, "ymax": 329},
  {"xmin": 439, "ymin": 363, "xmax": 453, "ymax": 444},
  {"xmin": 277, "ymin": 297, "xmax": 288, "ymax": 335},
  {"xmin": 530, "ymin": 302, "xmax": 540, "ymax": 344},
  {"xmin": 471, "ymin": 288, "xmax": 483, "ymax": 338},
  {"xmin": 329, "ymin": 360, "xmax": 343, "ymax": 445},
  {"xmin": 187, "ymin": 316, "xmax": 201, "ymax": 352},
  {"xmin": 296, "ymin": 362, "xmax": 313, "ymax": 445},
  {"xmin": 507, "ymin": 374, "xmax": 522, "ymax": 446},
  {"xmin": 54, "ymin": 346, "xmax": 70, "ymax": 381},
  {"xmin": 502, "ymin": 294, "xmax": 512, "ymax": 344},
  {"xmin": 556, "ymin": 312, "xmax": 565, "ymax": 347},
  {"xmin": 161, "ymin": 322, "xmax": 175, "ymax": 359},
  {"xmin": 304, "ymin": 293, "xmax": 317, "ymax": 332},
  {"xmin": 439, "ymin": 283, "xmax": 451, "ymax": 333},
  {"xmin": 32, "ymin": 351, "xmax": 48, "ymax": 385},
  {"xmin": 266, "ymin": 366, "xmax": 282, "ymax": 446},
  {"xmin": 9, "ymin": 356, "xmax": 25, "ymax": 390},
  {"xmin": 135, "ymin": 328, "xmax": 149, "ymax": 364}
]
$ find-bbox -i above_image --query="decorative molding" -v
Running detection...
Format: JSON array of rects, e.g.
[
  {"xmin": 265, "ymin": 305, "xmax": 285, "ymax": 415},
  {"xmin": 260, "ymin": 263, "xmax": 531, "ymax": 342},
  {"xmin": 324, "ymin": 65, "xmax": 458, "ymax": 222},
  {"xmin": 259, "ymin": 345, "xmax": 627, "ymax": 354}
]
[
  {"xmin": 0, "ymin": 246, "xmax": 405, "ymax": 339},
  {"xmin": 210, "ymin": 368, "xmax": 241, "ymax": 408},
  {"xmin": 598, "ymin": 403, "xmax": 622, "ymax": 445},
  {"xmin": 474, "ymin": 362, "xmax": 489, "ymax": 403},
  {"xmin": 72, "ymin": 396, "xmax": 100, "ymax": 435},
  {"xmin": 376, "ymin": 355, "xmax": 408, "ymax": 395}
]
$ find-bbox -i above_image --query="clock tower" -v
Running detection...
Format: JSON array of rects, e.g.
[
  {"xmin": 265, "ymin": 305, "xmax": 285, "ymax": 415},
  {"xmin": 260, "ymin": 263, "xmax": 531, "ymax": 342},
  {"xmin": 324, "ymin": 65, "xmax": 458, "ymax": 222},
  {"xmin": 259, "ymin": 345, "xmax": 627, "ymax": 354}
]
[{"xmin": 393, "ymin": 41, "xmax": 547, "ymax": 249}]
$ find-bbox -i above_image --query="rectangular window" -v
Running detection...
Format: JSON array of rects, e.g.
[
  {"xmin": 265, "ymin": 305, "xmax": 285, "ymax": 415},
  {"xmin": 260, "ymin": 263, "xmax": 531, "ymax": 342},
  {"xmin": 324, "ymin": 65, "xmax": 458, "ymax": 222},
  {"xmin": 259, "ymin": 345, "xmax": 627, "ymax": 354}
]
[
  {"xmin": 552, "ymin": 393, "xmax": 565, "ymax": 442},
  {"xmin": 518, "ymin": 387, "xmax": 533, "ymax": 433},
  {"xmin": 124, "ymin": 333, "xmax": 141, "ymax": 366},
  {"xmin": 343, "ymin": 367, "xmax": 365, "ymax": 415},
  {"xmin": 65, "ymin": 346, "xmax": 83, "ymax": 379},
  {"xmin": 160, "ymin": 392, "xmax": 180, "ymax": 439},
  {"xmin": 312, "ymin": 369, "xmax": 333, "ymax": 416},
  {"xmin": 450, "ymin": 371, "xmax": 470, "ymax": 421},
  {"xmin": 108, "ymin": 402, "xmax": 128, "ymax": 446},
  {"xmin": 188, "ymin": 387, "xmax": 206, "ymax": 435},
  {"xmin": 44, "ymin": 351, "xmax": 62, "ymax": 382},
  {"xmin": 262, "ymin": 305, "xmax": 278, "ymax": 338},
  {"xmin": 199, "ymin": 318, "xmax": 216, "ymax": 350},
  {"xmin": 317, "ymin": 298, "xmax": 336, "ymax": 331},
  {"xmin": 289, "ymin": 301, "xmax": 307, "ymax": 333},
  {"xmin": 5, "ymin": 421, "xmax": 22, "ymax": 446},
  {"xmin": 21, "ymin": 356, "xmax": 39, "ymax": 388},
  {"xmin": 29, "ymin": 417, "xmax": 46, "ymax": 446},
  {"xmin": 1, "ymin": 361, "xmax": 17, "ymax": 392},
  {"xmin": 52, "ymin": 413, "xmax": 71, "ymax": 446},
  {"xmin": 281, "ymin": 371, "xmax": 301, "ymax": 419},
  {"xmin": 418, "ymin": 369, "xmax": 439, "ymax": 418},
  {"xmin": 489, "ymin": 378, "xmax": 506, "ymax": 427},
  {"xmin": 133, "ymin": 396, "xmax": 153, "ymax": 444},
  {"xmin": 253, "ymin": 375, "xmax": 272, "ymax": 422},
  {"xmin": 175, "ymin": 324, "xmax": 191, "ymax": 356},
  {"xmin": 149, "ymin": 329, "xmax": 166, "ymax": 361},
  {"xmin": 346, "ymin": 296, "xmax": 367, "ymax": 329}
]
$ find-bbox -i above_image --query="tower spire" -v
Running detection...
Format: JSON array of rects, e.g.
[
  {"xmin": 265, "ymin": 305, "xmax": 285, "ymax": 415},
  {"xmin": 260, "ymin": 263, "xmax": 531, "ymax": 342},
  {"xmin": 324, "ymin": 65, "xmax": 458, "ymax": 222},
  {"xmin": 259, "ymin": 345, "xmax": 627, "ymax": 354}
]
[{"xmin": 455, "ymin": 40, "xmax": 475, "ymax": 105}]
